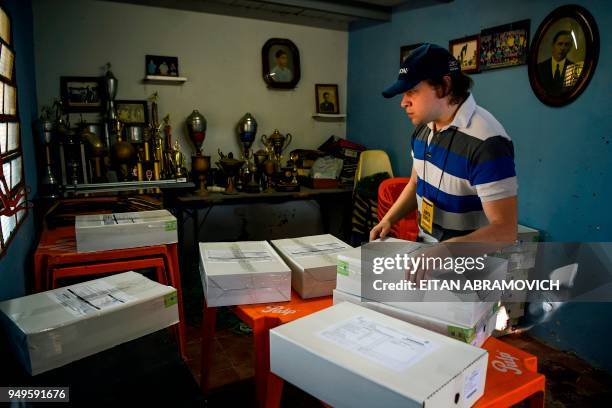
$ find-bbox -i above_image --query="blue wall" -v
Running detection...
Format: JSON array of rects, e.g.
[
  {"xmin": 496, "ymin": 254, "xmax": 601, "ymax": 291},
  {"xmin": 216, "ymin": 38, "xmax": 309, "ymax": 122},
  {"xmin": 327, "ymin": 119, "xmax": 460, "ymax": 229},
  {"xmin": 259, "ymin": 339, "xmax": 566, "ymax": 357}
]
[
  {"xmin": 0, "ymin": 0, "xmax": 38, "ymax": 301},
  {"xmin": 347, "ymin": 0, "xmax": 612, "ymax": 371}
]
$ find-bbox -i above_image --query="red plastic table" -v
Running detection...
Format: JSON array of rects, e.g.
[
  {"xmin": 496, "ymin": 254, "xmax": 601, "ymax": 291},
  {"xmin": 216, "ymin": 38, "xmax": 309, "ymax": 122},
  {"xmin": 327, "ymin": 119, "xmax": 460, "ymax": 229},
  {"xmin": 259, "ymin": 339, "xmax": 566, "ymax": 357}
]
[
  {"xmin": 200, "ymin": 291, "xmax": 333, "ymax": 407},
  {"xmin": 33, "ymin": 226, "xmax": 187, "ymax": 359}
]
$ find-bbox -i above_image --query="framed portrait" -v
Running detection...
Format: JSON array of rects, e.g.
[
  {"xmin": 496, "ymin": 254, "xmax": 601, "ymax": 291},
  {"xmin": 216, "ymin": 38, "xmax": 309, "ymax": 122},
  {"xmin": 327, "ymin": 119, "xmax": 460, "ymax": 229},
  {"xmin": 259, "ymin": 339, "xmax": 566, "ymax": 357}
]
[
  {"xmin": 262, "ymin": 38, "xmax": 301, "ymax": 89},
  {"xmin": 145, "ymin": 55, "xmax": 179, "ymax": 77},
  {"xmin": 115, "ymin": 100, "xmax": 148, "ymax": 125},
  {"xmin": 400, "ymin": 43, "xmax": 423, "ymax": 64},
  {"xmin": 528, "ymin": 5, "xmax": 599, "ymax": 107},
  {"xmin": 479, "ymin": 19, "xmax": 530, "ymax": 71},
  {"xmin": 60, "ymin": 76, "xmax": 104, "ymax": 112},
  {"xmin": 449, "ymin": 35, "xmax": 480, "ymax": 74},
  {"xmin": 315, "ymin": 84, "xmax": 339, "ymax": 114}
]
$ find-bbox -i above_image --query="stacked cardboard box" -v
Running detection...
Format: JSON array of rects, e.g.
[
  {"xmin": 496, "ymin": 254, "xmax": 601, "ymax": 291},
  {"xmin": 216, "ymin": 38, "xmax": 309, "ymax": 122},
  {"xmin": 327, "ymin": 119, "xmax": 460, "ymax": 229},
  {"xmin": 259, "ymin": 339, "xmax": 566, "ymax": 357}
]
[
  {"xmin": 198, "ymin": 241, "xmax": 291, "ymax": 307},
  {"xmin": 0, "ymin": 272, "xmax": 179, "ymax": 375},
  {"xmin": 270, "ymin": 302, "xmax": 488, "ymax": 408},
  {"xmin": 502, "ymin": 224, "xmax": 540, "ymax": 323},
  {"xmin": 271, "ymin": 234, "xmax": 352, "ymax": 299},
  {"xmin": 75, "ymin": 209, "xmax": 177, "ymax": 253}
]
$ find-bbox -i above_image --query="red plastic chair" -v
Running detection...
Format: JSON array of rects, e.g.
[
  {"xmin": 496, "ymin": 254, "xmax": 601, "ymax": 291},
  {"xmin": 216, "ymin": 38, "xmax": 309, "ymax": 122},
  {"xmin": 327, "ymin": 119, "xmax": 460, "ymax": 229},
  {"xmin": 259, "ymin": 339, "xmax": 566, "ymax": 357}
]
[{"xmin": 377, "ymin": 177, "xmax": 418, "ymax": 241}]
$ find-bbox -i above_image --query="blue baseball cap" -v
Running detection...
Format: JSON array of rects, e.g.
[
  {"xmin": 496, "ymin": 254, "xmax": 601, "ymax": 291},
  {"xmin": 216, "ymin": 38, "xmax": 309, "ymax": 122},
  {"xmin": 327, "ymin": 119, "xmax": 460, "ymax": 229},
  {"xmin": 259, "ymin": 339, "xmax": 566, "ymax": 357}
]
[{"xmin": 382, "ymin": 43, "xmax": 460, "ymax": 98}]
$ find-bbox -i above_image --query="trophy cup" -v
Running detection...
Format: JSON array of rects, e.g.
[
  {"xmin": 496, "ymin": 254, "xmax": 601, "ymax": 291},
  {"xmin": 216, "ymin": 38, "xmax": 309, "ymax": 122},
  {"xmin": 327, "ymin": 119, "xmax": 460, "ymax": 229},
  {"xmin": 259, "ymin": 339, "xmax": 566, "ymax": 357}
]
[
  {"xmin": 262, "ymin": 157, "xmax": 276, "ymax": 193},
  {"xmin": 81, "ymin": 123, "xmax": 105, "ymax": 182},
  {"xmin": 110, "ymin": 122, "xmax": 135, "ymax": 181},
  {"xmin": 217, "ymin": 150, "xmax": 244, "ymax": 194},
  {"xmin": 236, "ymin": 113, "xmax": 260, "ymax": 193},
  {"xmin": 191, "ymin": 154, "xmax": 210, "ymax": 196},
  {"xmin": 103, "ymin": 63, "xmax": 118, "ymax": 148},
  {"xmin": 187, "ymin": 109, "xmax": 207, "ymax": 192},
  {"xmin": 261, "ymin": 129, "xmax": 292, "ymax": 171},
  {"xmin": 186, "ymin": 110, "xmax": 207, "ymax": 155},
  {"xmin": 150, "ymin": 93, "xmax": 165, "ymax": 178},
  {"xmin": 37, "ymin": 107, "xmax": 59, "ymax": 197}
]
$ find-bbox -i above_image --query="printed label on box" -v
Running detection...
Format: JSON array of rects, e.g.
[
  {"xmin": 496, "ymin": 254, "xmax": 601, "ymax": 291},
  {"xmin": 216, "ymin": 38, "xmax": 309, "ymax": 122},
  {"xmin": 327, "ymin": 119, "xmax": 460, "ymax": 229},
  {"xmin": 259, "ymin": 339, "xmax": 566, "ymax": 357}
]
[
  {"xmin": 164, "ymin": 291, "xmax": 178, "ymax": 308},
  {"xmin": 337, "ymin": 260, "xmax": 349, "ymax": 276},
  {"xmin": 165, "ymin": 220, "xmax": 177, "ymax": 231},
  {"xmin": 48, "ymin": 280, "xmax": 135, "ymax": 317},
  {"xmin": 205, "ymin": 249, "xmax": 274, "ymax": 263},
  {"xmin": 463, "ymin": 367, "xmax": 482, "ymax": 400},
  {"xmin": 317, "ymin": 315, "xmax": 439, "ymax": 372},
  {"xmin": 285, "ymin": 242, "xmax": 349, "ymax": 258}
]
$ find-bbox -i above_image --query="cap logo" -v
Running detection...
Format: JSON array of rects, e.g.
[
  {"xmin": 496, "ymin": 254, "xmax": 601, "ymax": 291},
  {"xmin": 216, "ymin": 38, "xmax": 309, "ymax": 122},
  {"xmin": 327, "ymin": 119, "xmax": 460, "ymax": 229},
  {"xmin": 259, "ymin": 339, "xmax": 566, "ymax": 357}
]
[
  {"xmin": 399, "ymin": 67, "xmax": 409, "ymax": 74},
  {"xmin": 449, "ymin": 60, "xmax": 459, "ymax": 72}
]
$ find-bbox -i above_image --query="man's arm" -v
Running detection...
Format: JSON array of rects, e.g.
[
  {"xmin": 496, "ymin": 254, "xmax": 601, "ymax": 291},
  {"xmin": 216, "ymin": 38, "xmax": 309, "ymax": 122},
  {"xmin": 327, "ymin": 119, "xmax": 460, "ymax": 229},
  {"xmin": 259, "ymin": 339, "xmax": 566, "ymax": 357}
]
[
  {"xmin": 445, "ymin": 195, "xmax": 517, "ymax": 243},
  {"xmin": 369, "ymin": 166, "xmax": 418, "ymax": 240}
]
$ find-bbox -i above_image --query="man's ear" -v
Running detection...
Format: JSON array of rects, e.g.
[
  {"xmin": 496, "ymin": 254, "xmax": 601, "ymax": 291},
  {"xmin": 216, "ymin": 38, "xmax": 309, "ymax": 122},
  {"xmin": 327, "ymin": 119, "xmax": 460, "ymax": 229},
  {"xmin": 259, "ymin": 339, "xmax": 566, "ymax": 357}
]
[{"xmin": 442, "ymin": 75, "xmax": 452, "ymax": 97}]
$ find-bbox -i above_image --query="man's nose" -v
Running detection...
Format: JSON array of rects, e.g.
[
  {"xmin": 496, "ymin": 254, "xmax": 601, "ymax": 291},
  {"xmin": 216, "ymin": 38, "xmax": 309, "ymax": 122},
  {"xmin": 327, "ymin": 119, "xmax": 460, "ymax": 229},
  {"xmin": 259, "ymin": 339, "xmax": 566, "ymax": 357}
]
[{"xmin": 401, "ymin": 95, "xmax": 411, "ymax": 108}]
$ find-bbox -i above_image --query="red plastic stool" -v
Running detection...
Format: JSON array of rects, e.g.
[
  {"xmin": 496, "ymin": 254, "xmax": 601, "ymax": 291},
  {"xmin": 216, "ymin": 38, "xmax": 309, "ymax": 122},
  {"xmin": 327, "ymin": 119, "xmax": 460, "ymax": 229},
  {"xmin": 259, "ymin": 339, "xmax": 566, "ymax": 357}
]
[
  {"xmin": 377, "ymin": 177, "xmax": 418, "ymax": 241},
  {"xmin": 200, "ymin": 291, "xmax": 333, "ymax": 408},
  {"xmin": 33, "ymin": 226, "xmax": 187, "ymax": 360},
  {"xmin": 50, "ymin": 257, "xmax": 168, "ymax": 289},
  {"xmin": 475, "ymin": 337, "xmax": 545, "ymax": 407}
]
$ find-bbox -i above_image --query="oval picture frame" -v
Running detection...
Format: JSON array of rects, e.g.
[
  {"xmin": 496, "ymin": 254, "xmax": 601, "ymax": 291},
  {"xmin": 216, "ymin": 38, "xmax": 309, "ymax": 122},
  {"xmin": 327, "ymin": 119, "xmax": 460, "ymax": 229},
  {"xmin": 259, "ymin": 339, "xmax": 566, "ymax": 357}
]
[
  {"xmin": 527, "ymin": 5, "xmax": 599, "ymax": 107},
  {"xmin": 262, "ymin": 38, "xmax": 301, "ymax": 89}
]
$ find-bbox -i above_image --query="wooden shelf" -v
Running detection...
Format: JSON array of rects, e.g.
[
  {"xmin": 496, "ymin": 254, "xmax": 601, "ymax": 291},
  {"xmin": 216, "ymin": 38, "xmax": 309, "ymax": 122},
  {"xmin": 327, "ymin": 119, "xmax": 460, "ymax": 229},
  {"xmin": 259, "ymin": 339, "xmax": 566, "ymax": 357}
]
[
  {"xmin": 312, "ymin": 113, "xmax": 346, "ymax": 119},
  {"xmin": 143, "ymin": 75, "xmax": 187, "ymax": 84}
]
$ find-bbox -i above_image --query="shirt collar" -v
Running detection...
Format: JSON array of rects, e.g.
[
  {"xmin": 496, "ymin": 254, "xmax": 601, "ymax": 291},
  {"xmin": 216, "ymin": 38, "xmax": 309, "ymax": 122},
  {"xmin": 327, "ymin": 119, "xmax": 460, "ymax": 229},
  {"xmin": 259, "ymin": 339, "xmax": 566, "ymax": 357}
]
[{"xmin": 426, "ymin": 93, "xmax": 476, "ymax": 132}]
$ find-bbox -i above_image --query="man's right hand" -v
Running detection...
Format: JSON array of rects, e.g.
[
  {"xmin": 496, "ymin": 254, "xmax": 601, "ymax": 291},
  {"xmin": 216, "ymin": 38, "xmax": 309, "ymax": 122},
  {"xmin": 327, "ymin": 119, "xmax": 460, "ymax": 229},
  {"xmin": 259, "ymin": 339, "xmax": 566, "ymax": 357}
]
[{"xmin": 369, "ymin": 220, "xmax": 393, "ymax": 241}]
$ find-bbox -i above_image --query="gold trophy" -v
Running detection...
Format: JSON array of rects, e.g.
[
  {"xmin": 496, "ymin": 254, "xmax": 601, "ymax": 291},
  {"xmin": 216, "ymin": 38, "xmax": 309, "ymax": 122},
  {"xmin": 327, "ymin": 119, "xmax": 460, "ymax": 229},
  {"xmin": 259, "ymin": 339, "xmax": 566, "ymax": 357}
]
[
  {"xmin": 261, "ymin": 129, "xmax": 292, "ymax": 171},
  {"xmin": 191, "ymin": 154, "xmax": 210, "ymax": 196},
  {"xmin": 171, "ymin": 140, "xmax": 186, "ymax": 179}
]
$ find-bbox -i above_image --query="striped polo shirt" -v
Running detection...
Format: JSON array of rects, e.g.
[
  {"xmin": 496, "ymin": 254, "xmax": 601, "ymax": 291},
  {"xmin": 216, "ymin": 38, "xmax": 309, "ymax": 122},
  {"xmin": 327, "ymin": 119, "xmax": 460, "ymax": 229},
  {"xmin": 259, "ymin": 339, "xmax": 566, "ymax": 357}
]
[{"xmin": 411, "ymin": 93, "xmax": 517, "ymax": 242}]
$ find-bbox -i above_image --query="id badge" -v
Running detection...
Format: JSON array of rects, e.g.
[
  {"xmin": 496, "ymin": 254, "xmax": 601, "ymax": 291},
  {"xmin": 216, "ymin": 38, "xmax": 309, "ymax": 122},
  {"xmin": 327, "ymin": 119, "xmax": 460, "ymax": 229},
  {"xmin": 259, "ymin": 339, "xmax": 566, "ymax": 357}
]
[{"xmin": 421, "ymin": 197, "xmax": 435, "ymax": 234}]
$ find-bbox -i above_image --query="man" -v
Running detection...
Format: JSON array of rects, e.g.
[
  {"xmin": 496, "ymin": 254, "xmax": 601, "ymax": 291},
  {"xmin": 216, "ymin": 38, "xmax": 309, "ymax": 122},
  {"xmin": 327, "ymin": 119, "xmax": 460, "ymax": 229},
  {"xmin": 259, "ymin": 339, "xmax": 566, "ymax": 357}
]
[
  {"xmin": 537, "ymin": 31, "xmax": 574, "ymax": 95},
  {"xmin": 270, "ymin": 49, "xmax": 293, "ymax": 82},
  {"xmin": 319, "ymin": 92, "xmax": 335, "ymax": 113},
  {"xmin": 370, "ymin": 44, "xmax": 517, "ymax": 245}
]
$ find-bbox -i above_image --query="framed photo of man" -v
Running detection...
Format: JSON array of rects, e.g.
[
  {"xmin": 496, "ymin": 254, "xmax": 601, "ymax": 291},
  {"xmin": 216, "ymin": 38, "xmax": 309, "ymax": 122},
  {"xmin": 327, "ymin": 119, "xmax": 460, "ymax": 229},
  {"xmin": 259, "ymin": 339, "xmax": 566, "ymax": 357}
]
[
  {"xmin": 315, "ymin": 84, "xmax": 339, "ymax": 114},
  {"xmin": 528, "ymin": 5, "xmax": 599, "ymax": 107},
  {"xmin": 262, "ymin": 38, "xmax": 301, "ymax": 89},
  {"xmin": 449, "ymin": 35, "xmax": 480, "ymax": 74}
]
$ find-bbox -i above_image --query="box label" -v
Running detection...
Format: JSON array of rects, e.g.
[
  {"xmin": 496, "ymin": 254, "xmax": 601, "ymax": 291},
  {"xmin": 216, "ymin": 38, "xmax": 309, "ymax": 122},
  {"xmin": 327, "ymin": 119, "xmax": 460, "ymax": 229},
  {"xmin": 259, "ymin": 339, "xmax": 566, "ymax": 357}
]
[
  {"xmin": 48, "ymin": 280, "xmax": 135, "ymax": 317},
  {"xmin": 165, "ymin": 220, "xmax": 177, "ymax": 231},
  {"xmin": 205, "ymin": 249, "xmax": 274, "ymax": 263},
  {"xmin": 463, "ymin": 367, "xmax": 482, "ymax": 400},
  {"xmin": 337, "ymin": 260, "xmax": 349, "ymax": 276},
  {"xmin": 286, "ymin": 242, "xmax": 349, "ymax": 258},
  {"xmin": 318, "ymin": 315, "xmax": 439, "ymax": 372},
  {"xmin": 164, "ymin": 291, "xmax": 178, "ymax": 308}
]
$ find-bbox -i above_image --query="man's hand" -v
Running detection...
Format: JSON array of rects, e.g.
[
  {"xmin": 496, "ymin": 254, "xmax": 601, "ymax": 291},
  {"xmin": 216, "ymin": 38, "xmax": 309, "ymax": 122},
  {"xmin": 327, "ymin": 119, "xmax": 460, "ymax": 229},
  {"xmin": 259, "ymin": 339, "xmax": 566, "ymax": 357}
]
[{"xmin": 370, "ymin": 220, "xmax": 393, "ymax": 241}]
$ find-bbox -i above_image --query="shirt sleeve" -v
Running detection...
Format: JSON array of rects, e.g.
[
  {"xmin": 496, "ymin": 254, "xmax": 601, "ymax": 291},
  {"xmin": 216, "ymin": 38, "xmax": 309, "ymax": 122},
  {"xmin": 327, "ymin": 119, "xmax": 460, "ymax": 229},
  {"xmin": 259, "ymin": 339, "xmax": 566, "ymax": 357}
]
[{"xmin": 469, "ymin": 136, "xmax": 518, "ymax": 202}]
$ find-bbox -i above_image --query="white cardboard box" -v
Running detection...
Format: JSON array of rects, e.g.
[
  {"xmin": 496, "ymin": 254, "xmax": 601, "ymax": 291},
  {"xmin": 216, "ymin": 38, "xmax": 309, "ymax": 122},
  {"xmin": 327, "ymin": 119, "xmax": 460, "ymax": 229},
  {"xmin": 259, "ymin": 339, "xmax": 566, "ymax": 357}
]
[
  {"xmin": 75, "ymin": 210, "xmax": 178, "ymax": 253},
  {"xmin": 0, "ymin": 271, "xmax": 179, "ymax": 375},
  {"xmin": 270, "ymin": 234, "xmax": 352, "ymax": 298},
  {"xmin": 199, "ymin": 241, "xmax": 291, "ymax": 307},
  {"xmin": 332, "ymin": 289, "xmax": 499, "ymax": 347},
  {"xmin": 336, "ymin": 241, "xmax": 507, "ymax": 327},
  {"xmin": 270, "ymin": 302, "xmax": 488, "ymax": 408}
]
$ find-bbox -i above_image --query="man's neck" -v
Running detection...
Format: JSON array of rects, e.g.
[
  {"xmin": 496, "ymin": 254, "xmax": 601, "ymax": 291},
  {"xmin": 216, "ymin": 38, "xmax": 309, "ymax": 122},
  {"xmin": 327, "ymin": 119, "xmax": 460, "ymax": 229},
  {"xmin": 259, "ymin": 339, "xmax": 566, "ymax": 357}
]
[{"xmin": 433, "ymin": 98, "xmax": 465, "ymax": 131}]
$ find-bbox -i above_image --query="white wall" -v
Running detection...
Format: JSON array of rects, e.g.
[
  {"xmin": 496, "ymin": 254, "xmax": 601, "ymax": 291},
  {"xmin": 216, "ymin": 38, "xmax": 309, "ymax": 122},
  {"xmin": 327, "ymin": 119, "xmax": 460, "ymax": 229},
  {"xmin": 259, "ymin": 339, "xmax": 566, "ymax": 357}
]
[{"xmin": 32, "ymin": 0, "xmax": 347, "ymax": 165}]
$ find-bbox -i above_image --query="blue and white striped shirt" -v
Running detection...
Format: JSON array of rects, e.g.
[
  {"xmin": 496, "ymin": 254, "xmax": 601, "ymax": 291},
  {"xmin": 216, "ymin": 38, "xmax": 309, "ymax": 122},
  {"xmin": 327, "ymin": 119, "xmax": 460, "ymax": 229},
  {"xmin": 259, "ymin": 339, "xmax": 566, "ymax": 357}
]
[{"xmin": 411, "ymin": 94, "xmax": 518, "ymax": 242}]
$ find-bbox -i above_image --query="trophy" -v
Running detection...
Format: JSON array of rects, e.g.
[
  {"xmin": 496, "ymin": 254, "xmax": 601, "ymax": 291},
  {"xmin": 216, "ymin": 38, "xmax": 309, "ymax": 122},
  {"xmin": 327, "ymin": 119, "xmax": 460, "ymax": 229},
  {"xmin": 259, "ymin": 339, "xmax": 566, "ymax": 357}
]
[
  {"xmin": 150, "ymin": 93, "xmax": 165, "ymax": 178},
  {"xmin": 80, "ymin": 123, "xmax": 105, "ymax": 182},
  {"xmin": 186, "ymin": 110, "xmax": 207, "ymax": 155},
  {"xmin": 217, "ymin": 150, "xmax": 244, "ymax": 194},
  {"xmin": 170, "ymin": 140, "xmax": 187, "ymax": 179},
  {"xmin": 191, "ymin": 154, "xmax": 210, "ymax": 196},
  {"xmin": 103, "ymin": 63, "xmax": 118, "ymax": 148},
  {"xmin": 236, "ymin": 113, "xmax": 260, "ymax": 193},
  {"xmin": 37, "ymin": 106, "xmax": 59, "ymax": 197},
  {"xmin": 110, "ymin": 122, "xmax": 135, "ymax": 181},
  {"xmin": 261, "ymin": 129, "xmax": 292, "ymax": 171}
]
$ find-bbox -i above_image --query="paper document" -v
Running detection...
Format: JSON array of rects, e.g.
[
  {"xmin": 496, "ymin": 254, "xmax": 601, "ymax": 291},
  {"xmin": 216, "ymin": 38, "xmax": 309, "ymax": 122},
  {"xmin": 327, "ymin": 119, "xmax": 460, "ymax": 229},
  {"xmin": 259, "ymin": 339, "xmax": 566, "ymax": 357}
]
[
  {"xmin": 205, "ymin": 249, "xmax": 274, "ymax": 263},
  {"xmin": 287, "ymin": 242, "xmax": 349, "ymax": 258},
  {"xmin": 48, "ymin": 280, "xmax": 135, "ymax": 317},
  {"xmin": 318, "ymin": 315, "xmax": 439, "ymax": 372}
]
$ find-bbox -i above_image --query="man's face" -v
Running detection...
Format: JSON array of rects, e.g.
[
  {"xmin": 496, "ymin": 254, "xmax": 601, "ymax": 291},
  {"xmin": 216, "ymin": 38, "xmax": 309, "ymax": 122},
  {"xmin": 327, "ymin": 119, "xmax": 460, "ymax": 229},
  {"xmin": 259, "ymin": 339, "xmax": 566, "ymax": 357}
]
[
  {"xmin": 277, "ymin": 54, "xmax": 288, "ymax": 67},
  {"xmin": 323, "ymin": 93, "xmax": 330, "ymax": 102},
  {"xmin": 552, "ymin": 34, "xmax": 572, "ymax": 61},
  {"xmin": 400, "ymin": 80, "xmax": 444, "ymax": 126}
]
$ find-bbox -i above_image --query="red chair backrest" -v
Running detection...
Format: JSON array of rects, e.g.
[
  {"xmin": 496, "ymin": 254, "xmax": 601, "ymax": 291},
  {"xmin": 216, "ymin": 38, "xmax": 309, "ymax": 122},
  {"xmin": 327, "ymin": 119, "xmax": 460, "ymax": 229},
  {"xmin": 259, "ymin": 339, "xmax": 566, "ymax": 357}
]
[{"xmin": 377, "ymin": 177, "xmax": 419, "ymax": 241}]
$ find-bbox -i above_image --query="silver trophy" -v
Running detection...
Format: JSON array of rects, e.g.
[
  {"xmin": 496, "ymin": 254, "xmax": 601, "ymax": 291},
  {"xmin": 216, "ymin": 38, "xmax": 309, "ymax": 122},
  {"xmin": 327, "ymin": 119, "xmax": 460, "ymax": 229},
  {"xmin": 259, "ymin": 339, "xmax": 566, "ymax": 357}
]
[
  {"xmin": 237, "ymin": 113, "xmax": 259, "ymax": 192},
  {"xmin": 103, "ymin": 63, "xmax": 118, "ymax": 147}
]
